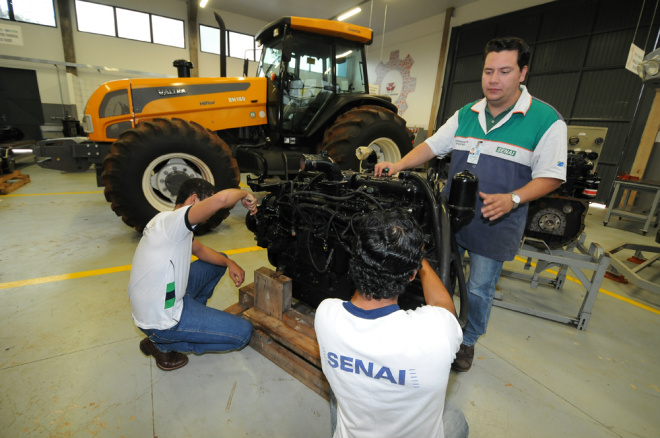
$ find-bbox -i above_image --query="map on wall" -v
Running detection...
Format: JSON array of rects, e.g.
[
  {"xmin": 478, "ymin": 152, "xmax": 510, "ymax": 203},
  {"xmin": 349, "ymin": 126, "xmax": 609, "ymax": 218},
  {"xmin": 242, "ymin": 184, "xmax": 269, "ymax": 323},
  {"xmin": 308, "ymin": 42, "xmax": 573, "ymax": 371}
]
[{"xmin": 374, "ymin": 50, "xmax": 417, "ymax": 115}]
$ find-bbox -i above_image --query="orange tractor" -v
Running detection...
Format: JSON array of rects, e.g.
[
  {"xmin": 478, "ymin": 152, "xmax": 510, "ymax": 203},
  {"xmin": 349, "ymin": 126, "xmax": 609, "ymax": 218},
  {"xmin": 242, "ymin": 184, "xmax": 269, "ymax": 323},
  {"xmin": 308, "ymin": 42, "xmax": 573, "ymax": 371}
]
[{"xmin": 34, "ymin": 16, "xmax": 413, "ymax": 232}]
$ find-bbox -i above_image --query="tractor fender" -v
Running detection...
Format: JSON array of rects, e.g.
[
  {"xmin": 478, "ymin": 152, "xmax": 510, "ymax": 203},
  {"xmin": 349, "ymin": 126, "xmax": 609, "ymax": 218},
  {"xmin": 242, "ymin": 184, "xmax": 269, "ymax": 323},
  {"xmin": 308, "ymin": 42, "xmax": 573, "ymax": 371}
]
[{"xmin": 305, "ymin": 94, "xmax": 399, "ymax": 141}]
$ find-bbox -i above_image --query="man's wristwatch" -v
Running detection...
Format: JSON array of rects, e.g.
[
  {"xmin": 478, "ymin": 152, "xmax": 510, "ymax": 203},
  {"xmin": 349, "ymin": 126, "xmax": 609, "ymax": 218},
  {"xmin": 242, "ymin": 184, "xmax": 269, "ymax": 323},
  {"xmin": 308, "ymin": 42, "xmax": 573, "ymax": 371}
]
[{"xmin": 510, "ymin": 192, "xmax": 521, "ymax": 209}]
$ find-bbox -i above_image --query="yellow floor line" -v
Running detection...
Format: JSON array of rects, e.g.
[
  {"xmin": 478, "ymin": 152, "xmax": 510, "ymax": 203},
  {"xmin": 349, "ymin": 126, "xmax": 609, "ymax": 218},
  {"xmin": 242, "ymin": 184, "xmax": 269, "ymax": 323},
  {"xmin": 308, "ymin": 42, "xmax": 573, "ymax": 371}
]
[
  {"xmin": 0, "ymin": 265, "xmax": 132, "ymax": 290},
  {"xmin": 1, "ymin": 190, "xmax": 104, "ymax": 197},
  {"xmin": 598, "ymin": 289, "xmax": 660, "ymax": 314},
  {"xmin": 3, "ymin": 183, "xmax": 247, "ymax": 196},
  {"xmin": 3, "ymin": 247, "xmax": 657, "ymax": 316},
  {"xmin": 511, "ymin": 256, "xmax": 660, "ymax": 315},
  {"xmin": 0, "ymin": 246, "xmax": 265, "ymax": 291}
]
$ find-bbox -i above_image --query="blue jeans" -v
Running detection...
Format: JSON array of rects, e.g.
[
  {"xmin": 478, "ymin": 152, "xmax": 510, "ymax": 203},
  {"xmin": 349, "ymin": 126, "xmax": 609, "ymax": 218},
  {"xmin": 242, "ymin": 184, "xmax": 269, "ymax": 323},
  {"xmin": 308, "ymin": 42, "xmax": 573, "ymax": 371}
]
[
  {"xmin": 459, "ymin": 246, "xmax": 504, "ymax": 346},
  {"xmin": 141, "ymin": 260, "xmax": 252, "ymax": 354},
  {"xmin": 329, "ymin": 388, "xmax": 469, "ymax": 437}
]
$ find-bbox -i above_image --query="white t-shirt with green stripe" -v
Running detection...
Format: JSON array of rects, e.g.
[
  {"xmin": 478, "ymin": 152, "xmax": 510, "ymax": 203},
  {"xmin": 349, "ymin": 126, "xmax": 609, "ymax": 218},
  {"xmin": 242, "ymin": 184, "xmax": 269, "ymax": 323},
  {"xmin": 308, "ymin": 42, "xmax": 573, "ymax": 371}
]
[{"xmin": 128, "ymin": 206, "xmax": 194, "ymax": 330}]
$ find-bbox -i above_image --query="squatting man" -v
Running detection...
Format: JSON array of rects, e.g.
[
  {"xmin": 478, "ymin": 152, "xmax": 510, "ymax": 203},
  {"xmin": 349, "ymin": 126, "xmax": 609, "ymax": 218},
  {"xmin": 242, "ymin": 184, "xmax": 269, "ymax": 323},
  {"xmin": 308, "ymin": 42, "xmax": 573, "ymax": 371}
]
[{"xmin": 128, "ymin": 178, "xmax": 257, "ymax": 371}]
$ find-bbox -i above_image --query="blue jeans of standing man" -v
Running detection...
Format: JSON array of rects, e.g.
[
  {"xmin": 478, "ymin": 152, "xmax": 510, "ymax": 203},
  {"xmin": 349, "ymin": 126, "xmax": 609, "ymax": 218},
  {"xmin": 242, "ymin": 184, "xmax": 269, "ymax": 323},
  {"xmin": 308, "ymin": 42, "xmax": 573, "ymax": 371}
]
[
  {"xmin": 459, "ymin": 246, "xmax": 504, "ymax": 347},
  {"xmin": 141, "ymin": 259, "xmax": 252, "ymax": 354}
]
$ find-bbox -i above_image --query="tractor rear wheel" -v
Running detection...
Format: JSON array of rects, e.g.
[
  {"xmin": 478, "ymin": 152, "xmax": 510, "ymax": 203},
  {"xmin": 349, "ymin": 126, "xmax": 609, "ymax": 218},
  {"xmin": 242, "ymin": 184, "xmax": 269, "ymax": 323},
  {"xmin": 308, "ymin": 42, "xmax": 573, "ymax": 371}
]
[
  {"xmin": 320, "ymin": 105, "xmax": 413, "ymax": 171},
  {"xmin": 101, "ymin": 118, "xmax": 240, "ymax": 233}
]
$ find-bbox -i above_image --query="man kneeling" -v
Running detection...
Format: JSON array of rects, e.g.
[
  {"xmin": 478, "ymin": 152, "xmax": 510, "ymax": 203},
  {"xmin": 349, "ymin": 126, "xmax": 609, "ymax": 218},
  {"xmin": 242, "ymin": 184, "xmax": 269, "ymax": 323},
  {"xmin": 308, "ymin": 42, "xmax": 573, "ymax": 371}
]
[
  {"xmin": 315, "ymin": 209, "xmax": 469, "ymax": 437},
  {"xmin": 129, "ymin": 178, "xmax": 257, "ymax": 371}
]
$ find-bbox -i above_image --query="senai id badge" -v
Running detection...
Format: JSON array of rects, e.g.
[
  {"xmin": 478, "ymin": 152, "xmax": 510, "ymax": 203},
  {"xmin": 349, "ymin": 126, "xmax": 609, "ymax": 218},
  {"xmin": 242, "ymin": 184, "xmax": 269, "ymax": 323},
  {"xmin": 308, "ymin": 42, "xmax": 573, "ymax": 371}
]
[{"xmin": 467, "ymin": 140, "xmax": 483, "ymax": 164}]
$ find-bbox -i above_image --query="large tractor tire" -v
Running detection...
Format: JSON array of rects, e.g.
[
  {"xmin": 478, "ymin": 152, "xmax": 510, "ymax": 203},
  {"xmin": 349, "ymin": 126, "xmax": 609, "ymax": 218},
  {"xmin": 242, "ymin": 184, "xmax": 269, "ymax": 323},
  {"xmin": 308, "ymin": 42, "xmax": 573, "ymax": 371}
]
[
  {"xmin": 101, "ymin": 118, "xmax": 240, "ymax": 233},
  {"xmin": 320, "ymin": 105, "xmax": 413, "ymax": 171}
]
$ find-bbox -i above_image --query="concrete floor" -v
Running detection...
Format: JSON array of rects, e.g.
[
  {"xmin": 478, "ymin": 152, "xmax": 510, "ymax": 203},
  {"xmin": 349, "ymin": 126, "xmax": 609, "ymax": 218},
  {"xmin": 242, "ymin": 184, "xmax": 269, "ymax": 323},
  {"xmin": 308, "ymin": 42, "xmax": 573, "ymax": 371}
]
[{"xmin": 1, "ymin": 161, "xmax": 659, "ymax": 438}]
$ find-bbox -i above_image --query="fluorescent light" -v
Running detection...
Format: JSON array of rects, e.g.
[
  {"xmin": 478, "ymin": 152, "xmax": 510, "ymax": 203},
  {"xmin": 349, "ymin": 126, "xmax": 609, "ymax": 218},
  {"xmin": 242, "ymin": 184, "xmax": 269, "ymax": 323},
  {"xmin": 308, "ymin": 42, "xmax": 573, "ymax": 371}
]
[
  {"xmin": 338, "ymin": 7, "xmax": 361, "ymax": 21},
  {"xmin": 200, "ymin": 0, "xmax": 208, "ymax": 8},
  {"xmin": 337, "ymin": 50, "xmax": 353, "ymax": 58}
]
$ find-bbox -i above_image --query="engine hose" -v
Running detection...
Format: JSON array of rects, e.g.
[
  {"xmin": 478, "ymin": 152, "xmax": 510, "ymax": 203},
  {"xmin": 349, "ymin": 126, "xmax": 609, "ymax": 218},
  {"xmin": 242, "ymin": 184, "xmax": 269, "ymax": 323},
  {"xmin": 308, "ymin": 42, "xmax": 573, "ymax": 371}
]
[
  {"xmin": 290, "ymin": 190, "xmax": 385, "ymax": 209},
  {"xmin": 406, "ymin": 173, "xmax": 468, "ymax": 326},
  {"xmin": 450, "ymin": 229, "xmax": 469, "ymax": 329},
  {"xmin": 406, "ymin": 173, "xmax": 451, "ymax": 286},
  {"xmin": 281, "ymin": 152, "xmax": 289, "ymax": 181},
  {"xmin": 437, "ymin": 196, "xmax": 453, "ymax": 286},
  {"xmin": 306, "ymin": 231, "xmax": 335, "ymax": 273},
  {"xmin": 302, "ymin": 173, "xmax": 324, "ymax": 191}
]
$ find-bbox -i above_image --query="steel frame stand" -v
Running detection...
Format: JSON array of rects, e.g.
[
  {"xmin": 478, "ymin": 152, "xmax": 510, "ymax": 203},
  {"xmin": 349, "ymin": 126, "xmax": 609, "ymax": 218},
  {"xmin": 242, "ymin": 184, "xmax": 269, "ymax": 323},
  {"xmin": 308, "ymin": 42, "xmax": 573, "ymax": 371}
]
[
  {"xmin": 606, "ymin": 243, "xmax": 660, "ymax": 295},
  {"xmin": 603, "ymin": 179, "xmax": 660, "ymax": 236},
  {"xmin": 495, "ymin": 234, "xmax": 610, "ymax": 331}
]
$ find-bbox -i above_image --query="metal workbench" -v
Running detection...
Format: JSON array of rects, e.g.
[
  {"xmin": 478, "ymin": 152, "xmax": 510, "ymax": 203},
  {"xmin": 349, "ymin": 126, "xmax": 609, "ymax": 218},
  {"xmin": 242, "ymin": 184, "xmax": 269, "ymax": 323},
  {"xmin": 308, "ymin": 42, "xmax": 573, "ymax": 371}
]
[
  {"xmin": 495, "ymin": 235, "xmax": 610, "ymax": 331},
  {"xmin": 606, "ymin": 239, "xmax": 660, "ymax": 296},
  {"xmin": 604, "ymin": 179, "xmax": 660, "ymax": 235}
]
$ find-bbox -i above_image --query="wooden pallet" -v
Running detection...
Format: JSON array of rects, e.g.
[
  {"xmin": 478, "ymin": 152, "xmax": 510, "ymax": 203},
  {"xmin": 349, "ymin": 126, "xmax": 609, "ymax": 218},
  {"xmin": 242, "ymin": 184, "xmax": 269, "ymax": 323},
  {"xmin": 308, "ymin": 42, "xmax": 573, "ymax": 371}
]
[
  {"xmin": 224, "ymin": 267, "xmax": 330, "ymax": 401},
  {"xmin": 0, "ymin": 171, "xmax": 30, "ymax": 195}
]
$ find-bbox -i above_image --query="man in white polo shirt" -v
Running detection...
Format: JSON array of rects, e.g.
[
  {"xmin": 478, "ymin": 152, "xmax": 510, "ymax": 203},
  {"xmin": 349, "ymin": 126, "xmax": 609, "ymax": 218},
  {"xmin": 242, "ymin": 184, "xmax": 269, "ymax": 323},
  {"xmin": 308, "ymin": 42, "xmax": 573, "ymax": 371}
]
[
  {"xmin": 376, "ymin": 37, "xmax": 567, "ymax": 372},
  {"xmin": 315, "ymin": 209, "xmax": 468, "ymax": 438}
]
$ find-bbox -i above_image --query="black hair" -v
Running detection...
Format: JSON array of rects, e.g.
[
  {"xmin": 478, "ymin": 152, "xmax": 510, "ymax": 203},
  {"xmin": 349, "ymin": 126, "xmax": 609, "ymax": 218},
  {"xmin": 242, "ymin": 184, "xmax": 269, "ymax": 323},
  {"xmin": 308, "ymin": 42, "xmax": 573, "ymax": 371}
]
[
  {"xmin": 349, "ymin": 208, "xmax": 424, "ymax": 301},
  {"xmin": 484, "ymin": 37, "xmax": 530, "ymax": 70},
  {"xmin": 175, "ymin": 178, "xmax": 215, "ymax": 205}
]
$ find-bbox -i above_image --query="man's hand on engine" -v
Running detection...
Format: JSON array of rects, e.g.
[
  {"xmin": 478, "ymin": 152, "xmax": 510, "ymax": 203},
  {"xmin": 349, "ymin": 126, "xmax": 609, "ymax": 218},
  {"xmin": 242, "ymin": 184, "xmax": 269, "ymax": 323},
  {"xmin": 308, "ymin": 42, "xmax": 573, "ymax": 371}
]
[
  {"xmin": 374, "ymin": 161, "xmax": 397, "ymax": 177},
  {"xmin": 242, "ymin": 192, "xmax": 258, "ymax": 216}
]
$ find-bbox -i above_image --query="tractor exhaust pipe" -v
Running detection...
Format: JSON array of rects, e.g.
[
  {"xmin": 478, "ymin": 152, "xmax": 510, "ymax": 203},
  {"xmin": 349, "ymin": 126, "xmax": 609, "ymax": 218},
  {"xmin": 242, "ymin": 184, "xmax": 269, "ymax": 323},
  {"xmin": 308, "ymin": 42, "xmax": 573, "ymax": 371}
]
[
  {"xmin": 173, "ymin": 59, "xmax": 194, "ymax": 78},
  {"xmin": 214, "ymin": 12, "xmax": 227, "ymax": 77}
]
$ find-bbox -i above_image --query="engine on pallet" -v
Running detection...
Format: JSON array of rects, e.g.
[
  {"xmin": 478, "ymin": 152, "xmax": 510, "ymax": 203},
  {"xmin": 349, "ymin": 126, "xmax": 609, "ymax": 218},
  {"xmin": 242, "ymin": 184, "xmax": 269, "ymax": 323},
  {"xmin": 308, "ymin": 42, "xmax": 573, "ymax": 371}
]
[
  {"xmin": 246, "ymin": 154, "xmax": 472, "ymax": 327},
  {"xmin": 525, "ymin": 126, "xmax": 605, "ymax": 248}
]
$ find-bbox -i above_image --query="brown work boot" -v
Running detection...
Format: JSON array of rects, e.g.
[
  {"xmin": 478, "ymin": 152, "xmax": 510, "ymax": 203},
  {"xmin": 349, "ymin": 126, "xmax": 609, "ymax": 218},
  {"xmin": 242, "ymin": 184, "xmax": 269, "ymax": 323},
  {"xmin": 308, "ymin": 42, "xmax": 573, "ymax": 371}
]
[
  {"xmin": 452, "ymin": 344, "xmax": 474, "ymax": 372},
  {"xmin": 139, "ymin": 338, "xmax": 188, "ymax": 371}
]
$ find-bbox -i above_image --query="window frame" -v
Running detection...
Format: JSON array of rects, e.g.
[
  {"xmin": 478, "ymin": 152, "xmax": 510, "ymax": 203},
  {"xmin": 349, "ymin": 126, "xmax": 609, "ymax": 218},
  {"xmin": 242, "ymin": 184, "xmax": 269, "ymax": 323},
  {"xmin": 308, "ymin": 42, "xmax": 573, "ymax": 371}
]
[
  {"xmin": 74, "ymin": 0, "xmax": 185, "ymax": 48},
  {"xmin": 199, "ymin": 24, "xmax": 257, "ymax": 61},
  {"xmin": 0, "ymin": 0, "xmax": 57, "ymax": 28}
]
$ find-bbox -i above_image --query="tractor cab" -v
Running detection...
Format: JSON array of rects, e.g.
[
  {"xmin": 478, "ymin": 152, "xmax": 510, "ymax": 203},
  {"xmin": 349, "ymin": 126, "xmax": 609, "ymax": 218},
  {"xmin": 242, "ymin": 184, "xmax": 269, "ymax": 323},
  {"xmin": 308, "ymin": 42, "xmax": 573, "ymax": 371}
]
[{"xmin": 256, "ymin": 17, "xmax": 372, "ymax": 141}]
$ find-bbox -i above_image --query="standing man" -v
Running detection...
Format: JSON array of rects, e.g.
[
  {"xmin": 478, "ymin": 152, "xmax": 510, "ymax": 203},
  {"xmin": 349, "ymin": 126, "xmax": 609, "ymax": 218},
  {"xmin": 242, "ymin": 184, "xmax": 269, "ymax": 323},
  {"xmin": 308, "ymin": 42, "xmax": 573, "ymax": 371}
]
[
  {"xmin": 129, "ymin": 178, "xmax": 257, "ymax": 371},
  {"xmin": 315, "ymin": 209, "xmax": 468, "ymax": 438},
  {"xmin": 376, "ymin": 37, "xmax": 567, "ymax": 372}
]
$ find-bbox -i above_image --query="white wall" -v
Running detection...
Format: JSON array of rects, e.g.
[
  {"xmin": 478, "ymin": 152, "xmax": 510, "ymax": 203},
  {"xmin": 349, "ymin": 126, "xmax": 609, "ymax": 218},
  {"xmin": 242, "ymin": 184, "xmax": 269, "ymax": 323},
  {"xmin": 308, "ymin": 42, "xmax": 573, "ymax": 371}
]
[
  {"xmin": 1, "ymin": 20, "xmax": 68, "ymax": 105},
  {"xmin": 366, "ymin": 0, "xmax": 554, "ymax": 130},
  {"xmin": 196, "ymin": 8, "xmax": 266, "ymax": 78}
]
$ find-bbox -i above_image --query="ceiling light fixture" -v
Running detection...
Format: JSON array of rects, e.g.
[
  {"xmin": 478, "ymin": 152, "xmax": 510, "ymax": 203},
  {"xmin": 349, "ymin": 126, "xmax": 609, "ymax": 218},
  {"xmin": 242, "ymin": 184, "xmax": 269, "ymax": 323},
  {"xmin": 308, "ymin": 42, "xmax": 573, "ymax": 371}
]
[
  {"xmin": 337, "ymin": 6, "xmax": 361, "ymax": 21},
  {"xmin": 200, "ymin": 0, "xmax": 209, "ymax": 8}
]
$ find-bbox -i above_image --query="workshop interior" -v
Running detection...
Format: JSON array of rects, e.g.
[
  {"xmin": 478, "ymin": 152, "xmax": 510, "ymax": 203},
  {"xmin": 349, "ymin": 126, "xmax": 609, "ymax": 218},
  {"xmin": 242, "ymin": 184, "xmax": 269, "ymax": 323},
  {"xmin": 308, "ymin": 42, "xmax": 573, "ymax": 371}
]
[{"xmin": 1, "ymin": 0, "xmax": 659, "ymax": 437}]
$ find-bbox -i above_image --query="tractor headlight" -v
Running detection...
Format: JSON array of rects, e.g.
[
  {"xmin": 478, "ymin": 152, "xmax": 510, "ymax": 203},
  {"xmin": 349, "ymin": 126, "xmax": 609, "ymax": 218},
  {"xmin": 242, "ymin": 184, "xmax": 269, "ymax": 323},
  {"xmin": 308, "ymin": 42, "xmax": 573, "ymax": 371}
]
[{"xmin": 82, "ymin": 114, "xmax": 94, "ymax": 133}]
